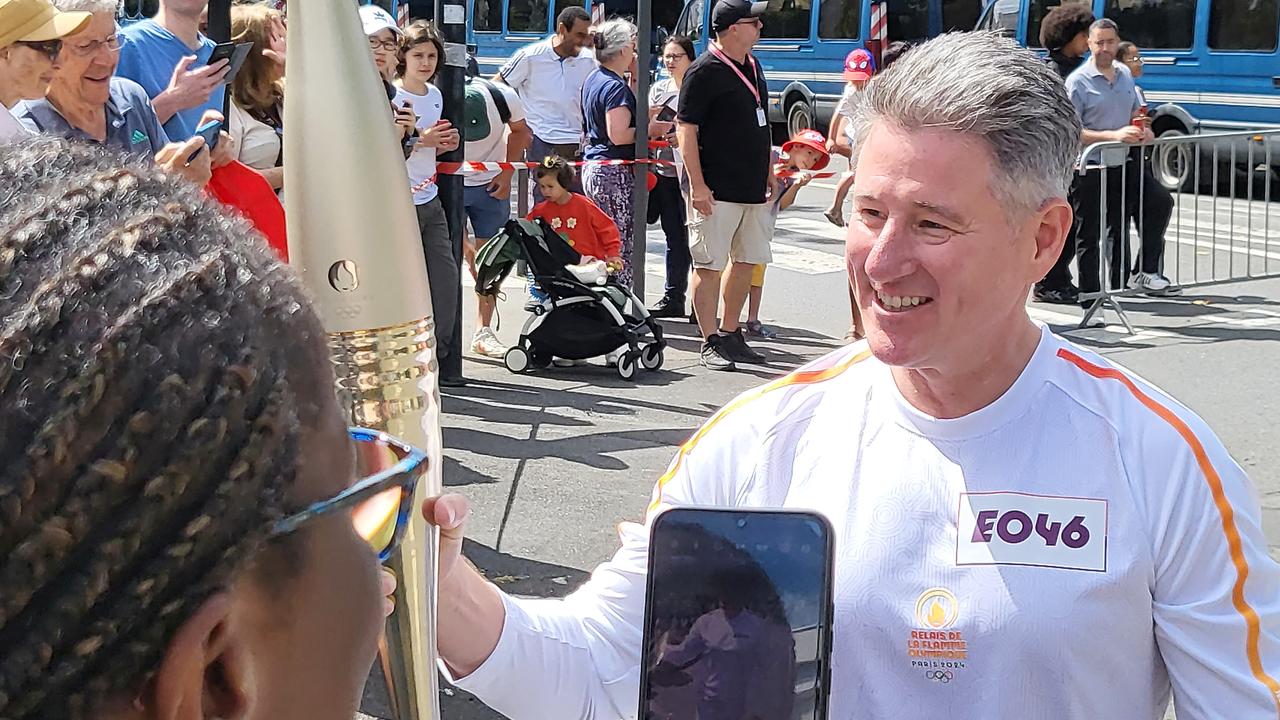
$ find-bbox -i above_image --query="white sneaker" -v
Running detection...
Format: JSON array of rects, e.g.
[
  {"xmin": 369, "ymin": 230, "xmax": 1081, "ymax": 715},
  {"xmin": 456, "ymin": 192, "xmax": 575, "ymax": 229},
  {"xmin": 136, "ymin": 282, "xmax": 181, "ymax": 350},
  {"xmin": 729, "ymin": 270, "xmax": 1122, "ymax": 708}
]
[
  {"xmin": 552, "ymin": 357, "xmax": 586, "ymax": 368},
  {"xmin": 1128, "ymin": 272, "xmax": 1172, "ymax": 293},
  {"xmin": 471, "ymin": 328, "xmax": 505, "ymax": 358},
  {"xmin": 604, "ymin": 349, "xmax": 622, "ymax": 367}
]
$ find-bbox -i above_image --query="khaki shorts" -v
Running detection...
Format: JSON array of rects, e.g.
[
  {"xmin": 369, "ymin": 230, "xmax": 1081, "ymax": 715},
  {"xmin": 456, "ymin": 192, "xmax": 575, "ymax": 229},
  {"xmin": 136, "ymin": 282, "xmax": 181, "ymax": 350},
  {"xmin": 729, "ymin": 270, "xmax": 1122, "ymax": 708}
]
[{"xmin": 687, "ymin": 200, "xmax": 774, "ymax": 272}]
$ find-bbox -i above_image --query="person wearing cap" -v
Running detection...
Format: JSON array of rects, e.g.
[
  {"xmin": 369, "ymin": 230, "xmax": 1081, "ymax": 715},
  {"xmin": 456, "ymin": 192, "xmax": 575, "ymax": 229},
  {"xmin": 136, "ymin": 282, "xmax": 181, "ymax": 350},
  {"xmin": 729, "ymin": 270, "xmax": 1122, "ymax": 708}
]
[
  {"xmin": 360, "ymin": 4, "xmax": 401, "ymax": 83},
  {"xmin": 823, "ymin": 47, "xmax": 873, "ymax": 228},
  {"xmin": 358, "ymin": 6, "xmax": 418, "ymax": 155},
  {"xmin": 16, "ymin": 0, "xmax": 219, "ymax": 185},
  {"xmin": 740, "ymin": 127, "xmax": 830, "ymax": 339},
  {"xmin": 495, "ymin": 5, "xmax": 595, "ymax": 204},
  {"xmin": 676, "ymin": 0, "xmax": 774, "ymax": 372},
  {"xmin": 116, "ymin": 0, "xmax": 229, "ymax": 142},
  {"xmin": 0, "ymin": 0, "xmax": 88, "ymax": 140}
]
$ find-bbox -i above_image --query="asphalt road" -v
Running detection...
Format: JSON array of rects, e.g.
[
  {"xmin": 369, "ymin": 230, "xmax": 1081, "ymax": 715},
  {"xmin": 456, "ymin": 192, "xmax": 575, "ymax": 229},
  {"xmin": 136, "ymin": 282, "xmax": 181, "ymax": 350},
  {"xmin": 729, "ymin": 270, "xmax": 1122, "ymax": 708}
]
[{"xmin": 359, "ymin": 178, "xmax": 1280, "ymax": 720}]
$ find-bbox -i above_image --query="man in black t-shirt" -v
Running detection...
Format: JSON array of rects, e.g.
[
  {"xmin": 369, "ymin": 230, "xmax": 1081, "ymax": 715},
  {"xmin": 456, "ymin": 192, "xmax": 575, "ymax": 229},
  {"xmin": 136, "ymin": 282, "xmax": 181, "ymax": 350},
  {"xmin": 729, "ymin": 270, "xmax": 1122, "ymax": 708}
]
[
  {"xmin": 677, "ymin": 0, "xmax": 775, "ymax": 372},
  {"xmin": 1033, "ymin": 3, "xmax": 1094, "ymax": 305}
]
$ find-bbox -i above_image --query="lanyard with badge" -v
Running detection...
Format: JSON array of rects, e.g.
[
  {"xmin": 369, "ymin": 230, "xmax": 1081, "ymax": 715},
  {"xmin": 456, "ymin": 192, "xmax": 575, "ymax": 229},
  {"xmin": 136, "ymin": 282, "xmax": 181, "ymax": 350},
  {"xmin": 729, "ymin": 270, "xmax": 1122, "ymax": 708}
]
[{"xmin": 709, "ymin": 42, "xmax": 767, "ymax": 128}]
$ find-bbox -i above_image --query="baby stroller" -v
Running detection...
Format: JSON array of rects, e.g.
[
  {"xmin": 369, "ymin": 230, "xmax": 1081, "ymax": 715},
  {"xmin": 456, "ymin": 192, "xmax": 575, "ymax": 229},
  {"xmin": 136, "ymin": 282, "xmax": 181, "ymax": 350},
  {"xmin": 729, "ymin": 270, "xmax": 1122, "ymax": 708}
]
[{"xmin": 475, "ymin": 217, "xmax": 666, "ymax": 380}]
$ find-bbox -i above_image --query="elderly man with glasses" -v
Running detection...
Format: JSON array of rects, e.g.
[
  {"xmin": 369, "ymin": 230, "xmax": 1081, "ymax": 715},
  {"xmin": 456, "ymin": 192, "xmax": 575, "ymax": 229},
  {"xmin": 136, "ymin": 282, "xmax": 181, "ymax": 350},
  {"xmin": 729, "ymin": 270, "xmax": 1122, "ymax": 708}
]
[
  {"xmin": 16, "ymin": 0, "xmax": 227, "ymax": 184},
  {"xmin": 0, "ymin": 0, "xmax": 88, "ymax": 140}
]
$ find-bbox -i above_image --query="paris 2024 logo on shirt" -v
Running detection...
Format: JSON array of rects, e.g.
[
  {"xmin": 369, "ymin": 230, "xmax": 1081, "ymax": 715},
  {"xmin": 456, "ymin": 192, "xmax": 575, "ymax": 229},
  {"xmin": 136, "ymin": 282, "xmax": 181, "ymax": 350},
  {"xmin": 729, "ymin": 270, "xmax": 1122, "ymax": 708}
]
[
  {"xmin": 956, "ymin": 491, "xmax": 1109, "ymax": 572},
  {"xmin": 908, "ymin": 587, "xmax": 967, "ymax": 683}
]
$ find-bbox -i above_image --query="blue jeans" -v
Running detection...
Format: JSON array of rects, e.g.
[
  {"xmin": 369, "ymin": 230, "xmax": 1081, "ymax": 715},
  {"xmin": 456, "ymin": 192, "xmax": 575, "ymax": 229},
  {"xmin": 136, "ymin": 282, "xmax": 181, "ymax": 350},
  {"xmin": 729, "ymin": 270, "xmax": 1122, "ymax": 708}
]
[{"xmin": 464, "ymin": 183, "xmax": 511, "ymax": 241}]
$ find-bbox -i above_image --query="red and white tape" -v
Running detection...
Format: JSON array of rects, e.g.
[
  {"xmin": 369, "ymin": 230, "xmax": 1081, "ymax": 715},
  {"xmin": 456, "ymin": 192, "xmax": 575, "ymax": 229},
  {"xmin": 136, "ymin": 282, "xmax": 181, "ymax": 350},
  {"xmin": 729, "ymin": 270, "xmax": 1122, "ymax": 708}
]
[{"xmin": 411, "ymin": 156, "xmax": 843, "ymax": 194}]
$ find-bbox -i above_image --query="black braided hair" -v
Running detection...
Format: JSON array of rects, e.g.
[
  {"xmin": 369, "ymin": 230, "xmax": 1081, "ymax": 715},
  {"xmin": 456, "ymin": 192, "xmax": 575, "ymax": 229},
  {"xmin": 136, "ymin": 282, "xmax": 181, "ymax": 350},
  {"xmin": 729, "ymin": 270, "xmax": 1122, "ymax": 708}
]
[{"xmin": 0, "ymin": 137, "xmax": 334, "ymax": 719}]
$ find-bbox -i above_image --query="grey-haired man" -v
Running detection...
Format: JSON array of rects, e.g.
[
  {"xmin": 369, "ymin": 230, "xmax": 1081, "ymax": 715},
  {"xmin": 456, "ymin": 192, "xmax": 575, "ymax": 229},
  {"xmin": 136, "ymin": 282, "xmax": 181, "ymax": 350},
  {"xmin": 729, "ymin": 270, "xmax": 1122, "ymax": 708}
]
[{"xmin": 423, "ymin": 32, "xmax": 1280, "ymax": 720}]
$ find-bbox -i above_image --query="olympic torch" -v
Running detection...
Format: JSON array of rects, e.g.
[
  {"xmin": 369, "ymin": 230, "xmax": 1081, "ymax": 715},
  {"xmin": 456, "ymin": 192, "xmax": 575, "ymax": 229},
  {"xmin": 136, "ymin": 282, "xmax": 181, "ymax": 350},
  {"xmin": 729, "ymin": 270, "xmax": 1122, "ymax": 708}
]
[{"xmin": 282, "ymin": 1, "xmax": 441, "ymax": 719}]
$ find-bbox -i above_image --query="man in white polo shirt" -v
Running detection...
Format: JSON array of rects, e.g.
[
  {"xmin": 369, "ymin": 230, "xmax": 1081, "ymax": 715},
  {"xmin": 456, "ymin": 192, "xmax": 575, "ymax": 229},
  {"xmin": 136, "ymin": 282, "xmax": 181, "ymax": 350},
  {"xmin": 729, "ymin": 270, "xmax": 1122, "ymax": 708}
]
[
  {"xmin": 422, "ymin": 32, "xmax": 1280, "ymax": 720},
  {"xmin": 496, "ymin": 5, "xmax": 594, "ymax": 200}
]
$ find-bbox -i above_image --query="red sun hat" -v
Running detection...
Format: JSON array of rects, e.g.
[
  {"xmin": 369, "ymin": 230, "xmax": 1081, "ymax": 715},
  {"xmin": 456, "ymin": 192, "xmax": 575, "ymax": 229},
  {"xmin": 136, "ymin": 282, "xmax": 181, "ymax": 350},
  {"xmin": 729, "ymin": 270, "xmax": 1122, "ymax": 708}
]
[
  {"xmin": 782, "ymin": 129, "xmax": 831, "ymax": 172},
  {"xmin": 844, "ymin": 48, "xmax": 876, "ymax": 82}
]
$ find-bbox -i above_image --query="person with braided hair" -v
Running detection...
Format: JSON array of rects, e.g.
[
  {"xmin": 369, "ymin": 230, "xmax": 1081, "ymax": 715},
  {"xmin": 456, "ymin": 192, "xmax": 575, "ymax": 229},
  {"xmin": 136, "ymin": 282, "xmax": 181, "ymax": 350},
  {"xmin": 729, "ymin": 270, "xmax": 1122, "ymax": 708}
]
[{"xmin": 0, "ymin": 136, "xmax": 402, "ymax": 720}]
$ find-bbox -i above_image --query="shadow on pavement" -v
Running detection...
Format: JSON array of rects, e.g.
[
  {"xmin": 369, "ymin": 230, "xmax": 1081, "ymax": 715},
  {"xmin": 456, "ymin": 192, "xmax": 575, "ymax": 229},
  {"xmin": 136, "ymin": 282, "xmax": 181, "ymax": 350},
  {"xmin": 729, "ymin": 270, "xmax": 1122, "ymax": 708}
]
[
  {"xmin": 445, "ymin": 426, "xmax": 693, "ymax": 470},
  {"xmin": 442, "ymin": 377, "xmax": 709, "ymax": 419}
]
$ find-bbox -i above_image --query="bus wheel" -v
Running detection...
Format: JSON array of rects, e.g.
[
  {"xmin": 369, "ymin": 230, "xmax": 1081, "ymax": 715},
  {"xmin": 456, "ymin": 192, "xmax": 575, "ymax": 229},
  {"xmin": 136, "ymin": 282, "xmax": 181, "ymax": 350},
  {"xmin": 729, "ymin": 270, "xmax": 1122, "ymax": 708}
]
[
  {"xmin": 1153, "ymin": 128, "xmax": 1193, "ymax": 192},
  {"xmin": 786, "ymin": 98, "xmax": 813, "ymax": 137}
]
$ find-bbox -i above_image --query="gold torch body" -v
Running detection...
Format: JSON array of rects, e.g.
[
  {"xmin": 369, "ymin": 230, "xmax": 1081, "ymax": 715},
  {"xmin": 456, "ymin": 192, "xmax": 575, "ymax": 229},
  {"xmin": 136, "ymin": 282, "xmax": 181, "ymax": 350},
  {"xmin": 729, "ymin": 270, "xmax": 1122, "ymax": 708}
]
[{"xmin": 283, "ymin": 1, "xmax": 442, "ymax": 718}]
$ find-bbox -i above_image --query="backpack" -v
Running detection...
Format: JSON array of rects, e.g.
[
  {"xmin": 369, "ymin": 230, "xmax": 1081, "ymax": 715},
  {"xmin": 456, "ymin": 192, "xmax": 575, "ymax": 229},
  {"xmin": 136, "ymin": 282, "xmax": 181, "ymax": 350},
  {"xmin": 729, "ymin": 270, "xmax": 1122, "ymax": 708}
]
[{"xmin": 463, "ymin": 78, "xmax": 513, "ymax": 143}]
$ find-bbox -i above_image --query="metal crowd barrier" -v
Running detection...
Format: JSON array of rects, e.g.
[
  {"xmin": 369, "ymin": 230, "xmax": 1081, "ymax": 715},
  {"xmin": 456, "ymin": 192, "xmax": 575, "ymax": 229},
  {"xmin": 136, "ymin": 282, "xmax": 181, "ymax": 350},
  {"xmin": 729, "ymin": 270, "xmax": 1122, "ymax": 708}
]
[{"xmin": 1075, "ymin": 129, "xmax": 1279, "ymax": 333}]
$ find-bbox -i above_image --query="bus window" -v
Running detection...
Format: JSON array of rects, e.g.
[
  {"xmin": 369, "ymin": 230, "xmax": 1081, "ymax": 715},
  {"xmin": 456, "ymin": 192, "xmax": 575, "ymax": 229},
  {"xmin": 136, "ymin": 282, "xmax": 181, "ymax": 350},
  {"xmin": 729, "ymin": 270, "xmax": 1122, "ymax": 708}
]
[
  {"xmin": 1102, "ymin": 0, "xmax": 1196, "ymax": 49},
  {"xmin": 943, "ymin": 0, "xmax": 983, "ymax": 31},
  {"xmin": 1209, "ymin": 0, "xmax": 1279, "ymax": 51},
  {"xmin": 474, "ymin": 0, "xmax": 502, "ymax": 31},
  {"xmin": 1025, "ymin": 0, "xmax": 1071, "ymax": 49},
  {"xmin": 555, "ymin": 0, "xmax": 586, "ymax": 23},
  {"xmin": 761, "ymin": 0, "xmax": 814, "ymax": 39},
  {"xmin": 508, "ymin": 0, "xmax": 550, "ymax": 32},
  {"xmin": 674, "ymin": 0, "xmax": 705, "ymax": 41},
  {"xmin": 818, "ymin": 0, "xmax": 861, "ymax": 39},
  {"xmin": 977, "ymin": 0, "xmax": 1022, "ymax": 35},
  {"xmin": 886, "ymin": 0, "xmax": 931, "ymax": 41}
]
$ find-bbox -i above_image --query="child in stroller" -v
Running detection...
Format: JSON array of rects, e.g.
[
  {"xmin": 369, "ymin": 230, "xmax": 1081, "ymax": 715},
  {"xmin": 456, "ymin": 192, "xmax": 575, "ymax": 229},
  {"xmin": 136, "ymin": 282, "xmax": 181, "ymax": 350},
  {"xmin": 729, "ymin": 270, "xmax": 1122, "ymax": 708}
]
[{"xmin": 474, "ymin": 159, "xmax": 666, "ymax": 380}]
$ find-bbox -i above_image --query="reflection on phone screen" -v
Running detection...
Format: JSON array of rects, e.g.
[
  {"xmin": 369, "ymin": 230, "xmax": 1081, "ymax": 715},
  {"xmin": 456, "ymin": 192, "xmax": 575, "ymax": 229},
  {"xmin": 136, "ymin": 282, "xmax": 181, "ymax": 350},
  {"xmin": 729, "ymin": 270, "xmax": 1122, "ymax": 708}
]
[{"xmin": 643, "ymin": 511, "xmax": 830, "ymax": 720}]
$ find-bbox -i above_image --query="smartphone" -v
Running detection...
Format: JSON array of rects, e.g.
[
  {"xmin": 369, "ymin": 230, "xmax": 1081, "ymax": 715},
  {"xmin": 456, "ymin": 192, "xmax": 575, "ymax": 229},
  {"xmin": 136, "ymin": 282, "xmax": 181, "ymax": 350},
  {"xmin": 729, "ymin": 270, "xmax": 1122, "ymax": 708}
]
[
  {"xmin": 207, "ymin": 41, "xmax": 236, "ymax": 65},
  {"xmin": 655, "ymin": 103, "xmax": 677, "ymax": 123},
  {"xmin": 186, "ymin": 118, "xmax": 222, "ymax": 163},
  {"xmin": 639, "ymin": 508, "xmax": 835, "ymax": 720},
  {"xmin": 206, "ymin": 42, "xmax": 253, "ymax": 83}
]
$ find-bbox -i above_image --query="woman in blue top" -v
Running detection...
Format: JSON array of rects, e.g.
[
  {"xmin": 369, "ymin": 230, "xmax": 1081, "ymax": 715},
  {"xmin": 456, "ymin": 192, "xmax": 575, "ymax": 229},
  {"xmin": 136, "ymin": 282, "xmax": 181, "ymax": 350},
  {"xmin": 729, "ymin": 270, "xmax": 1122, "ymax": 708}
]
[{"xmin": 579, "ymin": 19, "xmax": 672, "ymax": 289}]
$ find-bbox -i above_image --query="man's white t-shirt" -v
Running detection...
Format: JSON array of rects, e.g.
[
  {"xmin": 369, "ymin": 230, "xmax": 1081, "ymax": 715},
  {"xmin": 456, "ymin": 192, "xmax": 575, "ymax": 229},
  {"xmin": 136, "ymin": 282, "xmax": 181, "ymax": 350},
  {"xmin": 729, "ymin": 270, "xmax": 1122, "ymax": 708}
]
[
  {"xmin": 0, "ymin": 103, "xmax": 31, "ymax": 143},
  {"xmin": 465, "ymin": 80, "xmax": 526, "ymax": 188},
  {"xmin": 395, "ymin": 84, "xmax": 444, "ymax": 205},
  {"xmin": 446, "ymin": 324, "xmax": 1280, "ymax": 719},
  {"xmin": 498, "ymin": 37, "xmax": 595, "ymax": 145}
]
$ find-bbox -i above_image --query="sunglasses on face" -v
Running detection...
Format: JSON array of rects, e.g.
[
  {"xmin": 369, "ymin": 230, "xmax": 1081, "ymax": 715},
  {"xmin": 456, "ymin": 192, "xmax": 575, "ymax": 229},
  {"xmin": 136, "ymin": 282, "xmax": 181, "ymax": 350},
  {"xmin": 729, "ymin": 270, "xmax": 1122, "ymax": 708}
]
[
  {"xmin": 735, "ymin": 18, "xmax": 762, "ymax": 27},
  {"xmin": 15, "ymin": 38, "xmax": 62, "ymax": 61},
  {"xmin": 270, "ymin": 427, "xmax": 427, "ymax": 562}
]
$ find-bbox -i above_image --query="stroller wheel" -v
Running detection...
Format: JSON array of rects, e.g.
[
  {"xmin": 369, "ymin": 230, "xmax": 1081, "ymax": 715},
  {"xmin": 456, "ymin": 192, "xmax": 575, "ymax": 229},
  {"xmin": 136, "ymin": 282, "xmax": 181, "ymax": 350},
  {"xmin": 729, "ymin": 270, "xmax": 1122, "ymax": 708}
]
[
  {"xmin": 503, "ymin": 346, "xmax": 530, "ymax": 373},
  {"xmin": 640, "ymin": 343, "xmax": 665, "ymax": 371},
  {"xmin": 616, "ymin": 351, "xmax": 639, "ymax": 381}
]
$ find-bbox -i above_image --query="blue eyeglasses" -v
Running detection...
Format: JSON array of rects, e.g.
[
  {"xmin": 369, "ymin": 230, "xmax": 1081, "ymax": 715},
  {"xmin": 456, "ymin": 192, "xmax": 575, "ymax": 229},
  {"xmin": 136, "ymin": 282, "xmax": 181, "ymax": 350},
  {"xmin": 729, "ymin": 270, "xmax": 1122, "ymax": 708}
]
[{"xmin": 271, "ymin": 427, "xmax": 427, "ymax": 562}]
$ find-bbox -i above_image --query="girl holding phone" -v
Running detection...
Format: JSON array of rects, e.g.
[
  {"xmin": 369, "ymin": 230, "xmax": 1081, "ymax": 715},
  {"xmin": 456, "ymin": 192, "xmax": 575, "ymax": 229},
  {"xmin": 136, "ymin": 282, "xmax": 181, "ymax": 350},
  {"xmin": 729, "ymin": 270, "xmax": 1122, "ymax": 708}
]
[{"xmin": 394, "ymin": 21, "xmax": 465, "ymax": 382}]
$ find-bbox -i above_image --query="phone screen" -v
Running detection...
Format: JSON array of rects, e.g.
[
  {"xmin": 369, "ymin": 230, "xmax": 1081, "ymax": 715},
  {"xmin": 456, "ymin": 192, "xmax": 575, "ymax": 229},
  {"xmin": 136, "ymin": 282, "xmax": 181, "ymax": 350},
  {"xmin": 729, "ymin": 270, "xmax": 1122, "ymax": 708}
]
[
  {"xmin": 655, "ymin": 104, "xmax": 677, "ymax": 123},
  {"xmin": 207, "ymin": 42, "xmax": 236, "ymax": 65},
  {"xmin": 640, "ymin": 508, "xmax": 834, "ymax": 720}
]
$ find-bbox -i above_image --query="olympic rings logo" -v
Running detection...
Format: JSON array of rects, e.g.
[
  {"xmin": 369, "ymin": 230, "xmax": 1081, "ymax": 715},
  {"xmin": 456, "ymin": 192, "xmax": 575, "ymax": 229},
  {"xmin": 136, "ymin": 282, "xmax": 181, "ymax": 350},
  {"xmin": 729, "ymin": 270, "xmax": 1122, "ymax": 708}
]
[{"xmin": 925, "ymin": 670, "xmax": 953, "ymax": 683}]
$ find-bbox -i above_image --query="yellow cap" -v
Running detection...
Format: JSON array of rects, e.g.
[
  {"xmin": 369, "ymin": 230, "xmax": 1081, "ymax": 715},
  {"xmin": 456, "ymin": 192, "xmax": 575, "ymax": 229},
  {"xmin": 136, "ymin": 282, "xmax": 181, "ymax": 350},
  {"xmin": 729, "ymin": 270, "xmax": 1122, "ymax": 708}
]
[{"xmin": 0, "ymin": 0, "xmax": 91, "ymax": 50}]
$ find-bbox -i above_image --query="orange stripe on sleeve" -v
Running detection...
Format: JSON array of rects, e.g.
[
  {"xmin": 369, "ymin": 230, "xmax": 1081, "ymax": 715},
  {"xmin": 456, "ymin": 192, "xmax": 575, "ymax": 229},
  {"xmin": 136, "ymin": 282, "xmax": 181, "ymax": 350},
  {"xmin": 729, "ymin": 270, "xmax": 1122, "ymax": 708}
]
[
  {"xmin": 646, "ymin": 348, "xmax": 873, "ymax": 514},
  {"xmin": 1057, "ymin": 348, "xmax": 1280, "ymax": 715}
]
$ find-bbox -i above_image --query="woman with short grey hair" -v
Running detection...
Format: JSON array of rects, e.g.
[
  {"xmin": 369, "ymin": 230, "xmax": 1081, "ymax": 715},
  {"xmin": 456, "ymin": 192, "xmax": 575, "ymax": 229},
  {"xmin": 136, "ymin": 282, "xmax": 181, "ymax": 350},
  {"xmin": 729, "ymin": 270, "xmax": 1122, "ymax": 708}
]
[{"xmin": 578, "ymin": 18, "xmax": 673, "ymax": 297}]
